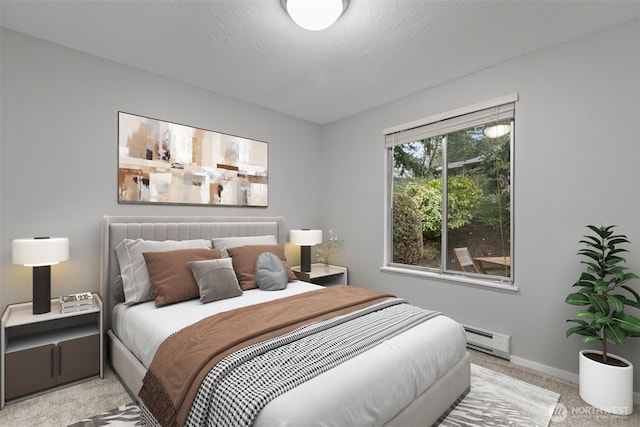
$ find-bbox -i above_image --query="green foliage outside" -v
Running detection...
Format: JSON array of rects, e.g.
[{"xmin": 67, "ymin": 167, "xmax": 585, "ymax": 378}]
[
  {"xmin": 474, "ymin": 193, "xmax": 510, "ymax": 229},
  {"xmin": 403, "ymin": 176, "xmax": 482, "ymax": 238},
  {"xmin": 475, "ymin": 136, "xmax": 511, "ymax": 230},
  {"xmin": 392, "ymin": 193, "xmax": 423, "ymax": 265}
]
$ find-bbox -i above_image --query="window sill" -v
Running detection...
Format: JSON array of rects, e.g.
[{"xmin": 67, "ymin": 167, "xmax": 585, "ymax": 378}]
[{"xmin": 379, "ymin": 265, "xmax": 519, "ymax": 293}]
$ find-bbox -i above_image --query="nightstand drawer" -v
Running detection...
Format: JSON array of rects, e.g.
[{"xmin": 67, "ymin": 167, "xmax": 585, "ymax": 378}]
[
  {"xmin": 5, "ymin": 332, "xmax": 99, "ymax": 400},
  {"xmin": 5, "ymin": 344, "xmax": 56, "ymax": 400},
  {"xmin": 57, "ymin": 333, "xmax": 100, "ymax": 384}
]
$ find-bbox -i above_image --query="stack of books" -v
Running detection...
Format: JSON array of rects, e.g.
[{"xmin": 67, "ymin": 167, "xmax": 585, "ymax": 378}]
[{"xmin": 60, "ymin": 292, "xmax": 94, "ymax": 314}]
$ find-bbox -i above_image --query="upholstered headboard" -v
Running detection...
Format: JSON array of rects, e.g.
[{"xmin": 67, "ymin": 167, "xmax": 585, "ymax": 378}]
[{"xmin": 99, "ymin": 215, "xmax": 286, "ymax": 329}]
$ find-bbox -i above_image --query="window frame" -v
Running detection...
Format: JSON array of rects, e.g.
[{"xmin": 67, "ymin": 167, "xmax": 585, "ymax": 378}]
[{"xmin": 382, "ymin": 94, "xmax": 518, "ymax": 291}]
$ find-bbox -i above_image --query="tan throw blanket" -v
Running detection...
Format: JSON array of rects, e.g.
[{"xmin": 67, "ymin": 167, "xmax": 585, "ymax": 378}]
[{"xmin": 139, "ymin": 286, "xmax": 394, "ymax": 427}]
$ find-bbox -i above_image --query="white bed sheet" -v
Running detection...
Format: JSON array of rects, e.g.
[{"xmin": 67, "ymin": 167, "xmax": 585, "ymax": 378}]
[
  {"xmin": 113, "ymin": 282, "xmax": 467, "ymax": 426},
  {"xmin": 254, "ymin": 314, "xmax": 465, "ymax": 427},
  {"xmin": 112, "ymin": 280, "xmax": 322, "ymax": 368}
]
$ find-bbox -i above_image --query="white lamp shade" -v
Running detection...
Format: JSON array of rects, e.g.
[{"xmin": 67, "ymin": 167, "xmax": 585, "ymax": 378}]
[
  {"xmin": 290, "ymin": 229, "xmax": 323, "ymax": 246},
  {"xmin": 12, "ymin": 237, "xmax": 69, "ymax": 267},
  {"xmin": 284, "ymin": 0, "xmax": 348, "ymax": 31}
]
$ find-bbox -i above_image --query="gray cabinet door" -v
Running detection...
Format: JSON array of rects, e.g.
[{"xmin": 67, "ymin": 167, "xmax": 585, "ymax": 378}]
[
  {"xmin": 5, "ymin": 344, "xmax": 57, "ymax": 400},
  {"xmin": 57, "ymin": 334, "xmax": 100, "ymax": 385}
]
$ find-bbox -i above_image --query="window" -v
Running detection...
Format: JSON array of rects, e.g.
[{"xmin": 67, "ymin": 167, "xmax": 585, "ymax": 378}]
[{"xmin": 384, "ymin": 94, "xmax": 517, "ymax": 286}]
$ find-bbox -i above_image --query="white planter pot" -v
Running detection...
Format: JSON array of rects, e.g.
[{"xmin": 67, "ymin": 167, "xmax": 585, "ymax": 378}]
[{"xmin": 579, "ymin": 349, "xmax": 634, "ymax": 415}]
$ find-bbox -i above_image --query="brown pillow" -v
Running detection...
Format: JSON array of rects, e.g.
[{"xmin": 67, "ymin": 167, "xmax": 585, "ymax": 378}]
[
  {"xmin": 227, "ymin": 245, "xmax": 296, "ymax": 290},
  {"xmin": 143, "ymin": 248, "xmax": 221, "ymax": 307}
]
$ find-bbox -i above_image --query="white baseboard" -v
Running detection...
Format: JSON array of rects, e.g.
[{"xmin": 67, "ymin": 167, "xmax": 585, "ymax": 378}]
[{"xmin": 510, "ymin": 355, "xmax": 640, "ymax": 404}]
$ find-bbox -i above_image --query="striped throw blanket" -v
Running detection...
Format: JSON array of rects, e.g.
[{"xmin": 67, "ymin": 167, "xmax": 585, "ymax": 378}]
[
  {"xmin": 185, "ymin": 298, "xmax": 440, "ymax": 426},
  {"xmin": 139, "ymin": 286, "xmax": 439, "ymax": 426}
]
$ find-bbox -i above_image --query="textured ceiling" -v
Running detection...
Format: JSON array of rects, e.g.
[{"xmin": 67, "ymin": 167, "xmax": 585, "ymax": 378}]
[{"xmin": 2, "ymin": 0, "xmax": 639, "ymax": 124}]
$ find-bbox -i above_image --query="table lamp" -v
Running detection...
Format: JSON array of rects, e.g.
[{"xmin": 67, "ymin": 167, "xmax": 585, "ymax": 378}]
[
  {"xmin": 290, "ymin": 229, "xmax": 322, "ymax": 273},
  {"xmin": 12, "ymin": 237, "xmax": 69, "ymax": 314}
]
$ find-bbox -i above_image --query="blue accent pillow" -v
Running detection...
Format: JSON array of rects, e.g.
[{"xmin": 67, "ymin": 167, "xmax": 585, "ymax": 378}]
[{"xmin": 255, "ymin": 252, "xmax": 288, "ymax": 291}]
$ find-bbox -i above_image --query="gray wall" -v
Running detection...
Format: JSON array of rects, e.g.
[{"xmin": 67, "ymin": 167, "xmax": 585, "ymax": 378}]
[
  {"xmin": 0, "ymin": 29, "xmax": 322, "ymax": 310},
  {"xmin": 2, "ymin": 18, "xmax": 640, "ymax": 395},
  {"xmin": 322, "ymin": 18, "xmax": 640, "ymax": 391}
]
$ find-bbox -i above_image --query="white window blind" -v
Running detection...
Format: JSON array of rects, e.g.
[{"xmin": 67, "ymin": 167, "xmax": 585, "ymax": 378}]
[{"xmin": 384, "ymin": 94, "xmax": 517, "ymax": 148}]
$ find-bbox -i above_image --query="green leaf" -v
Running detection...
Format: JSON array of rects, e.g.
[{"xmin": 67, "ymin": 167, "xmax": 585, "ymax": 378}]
[
  {"xmin": 578, "ymin": 251, "xmax": 601, "ymax": 263},
  {"xmin": 607, "ymin": 295, "xmax": 625, "ymax": 313},
  {"xmin": 576, "ymin": 310, "xmax": 596, "ymax": 319},
  {"xmin": 619, "ymin": 296, "xmax": 640, "ymax": 310},
  {"xmin": 582, "ymin": 335, "xmax": 601, "ymax": 343},
  {"xmin": 589, "ymin": 294, "xmax": 609, "ymax": 314},
  {"xmin": 582, "ymin": 262, "xmax": 602, "ymax": 275},
  {"xmin": 594, "ymin": 313, "xmax": 613, "ymax": 325},
  {"xmin": 586, "ymin": 225, "xmax": 606, "ymax": 236},
  {"xmin": 604, "ymin": 323, "xmax": 626, "ymax": 345},
  {"xmin": 610, "ymin": 267, "xmax": 627, "ymax": 282},
  {"xmin": 579, "ymin": 234, "xmax": 602, "ymax": 245},
  {"xmin": 606, "ymin": 248, "xmax": 628, "ymax": 258},
  {"xmin": 579, "ymin": 272, "xmax": 597, "ymax": 283},
  {"xmin": 593, "ymin": 279, "xmax": 611, "ymax": 293},
  {"xmin": 604, "ymin": 256, "xmax": 626, "ymax": 270},
  {"xmin": 608, "ymin": 237, "xmax": 630, "ymax": 246},
  {"xmin": 566, "ymin": 325, "xmax": 589, "ymax": 337},
  {"xmin": 575, "ymin": 281, "xmax": 595, "ymax": 291},
  {"xmin": 614, "ymin": 313, "xmax": 640, "ymax": 333},
  {"xmin": 621, "ymin": 285, "xmax": 640, "ymax": 303},
  {"xmin": 565, "ymin": 293, "xmax": 590, "ymax": 306}
]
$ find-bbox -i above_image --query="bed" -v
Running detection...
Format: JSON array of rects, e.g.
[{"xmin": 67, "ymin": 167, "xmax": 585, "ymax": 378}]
[{"xmin": 100, "ymin": 215, "xmax": 470, "ymax": 426}]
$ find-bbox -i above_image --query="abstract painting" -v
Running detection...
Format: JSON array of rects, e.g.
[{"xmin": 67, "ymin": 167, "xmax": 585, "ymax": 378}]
[{"xmin": 118, "ymin": 112, "xmax": 268, "ymax": 207}]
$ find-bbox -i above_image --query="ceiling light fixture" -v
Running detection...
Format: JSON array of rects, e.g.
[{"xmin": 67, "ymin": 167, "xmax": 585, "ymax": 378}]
[
  {"xmin": 483, "ymin": 124, "xmax": 511, "ymax": 138},
  {"xmin": 281, "ymin": 0, "xmax": 349, "ymax": 31}
]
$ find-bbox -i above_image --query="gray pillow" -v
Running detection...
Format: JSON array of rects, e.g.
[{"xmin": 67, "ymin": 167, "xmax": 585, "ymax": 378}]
[
  {"xmin": 188, "ymin": 258, "xmax": 243, "ymax": 303},
  {"xmin": 255, "ymin": 252, "xmax": 288, "ymax": 291}
]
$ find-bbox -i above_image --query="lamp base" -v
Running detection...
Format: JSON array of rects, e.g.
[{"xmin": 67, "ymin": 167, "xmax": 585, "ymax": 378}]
[
  {"xmin": 32, "ymin": 265, "xmax": 51, "ymax": 314},
  {"xmin": 300, "ymin": 246, "xmax": 311, "ymax": 273}
]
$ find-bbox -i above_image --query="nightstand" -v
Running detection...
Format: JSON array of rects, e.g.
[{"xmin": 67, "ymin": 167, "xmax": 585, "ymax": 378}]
[
  {"xmin": 292, "ymin": 263, "xmax": 348, "ymax": 286},
  {"xmin": 1, "ymin": 293, "xmax": 103, "ymax": 408}
]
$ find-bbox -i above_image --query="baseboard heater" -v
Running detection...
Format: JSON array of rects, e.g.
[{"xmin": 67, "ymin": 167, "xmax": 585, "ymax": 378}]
[{"xmin": 463, "ymin": 324, "xmax": 511, "ymax": 360}]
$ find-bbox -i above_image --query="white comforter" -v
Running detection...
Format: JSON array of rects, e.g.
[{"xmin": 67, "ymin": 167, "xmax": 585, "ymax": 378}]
[{"xmin": 113, "ymin": 282, "xmax": 466, "ymax": 427}]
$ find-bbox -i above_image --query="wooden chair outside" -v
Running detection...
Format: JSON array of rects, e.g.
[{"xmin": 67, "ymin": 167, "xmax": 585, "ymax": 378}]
[{"xmin": 452, "ymin": 247, "xmax": 479, "ymax": 273}]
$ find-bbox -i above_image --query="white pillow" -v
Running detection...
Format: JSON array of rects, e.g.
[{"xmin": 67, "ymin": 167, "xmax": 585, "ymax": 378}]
[
  {"xmin": 212, "ymin": 235, "xmax": 277, "ymax": 257},
  {"xmin": 115, "ymin": 238, "xmax": 212, "ymax": 305}
]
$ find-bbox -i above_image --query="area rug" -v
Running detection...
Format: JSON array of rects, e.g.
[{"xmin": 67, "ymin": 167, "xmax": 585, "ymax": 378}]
[
  {"xmin": 67, "ymin": 402, "xmax": 141, "ymax": 427},
  {"xmin": 438, "ymin": 364, "xmax": 560, "ymax": 427},
  {"xmin": 68, "ymin": 364, "xmax": 560, "ymax": 427}
]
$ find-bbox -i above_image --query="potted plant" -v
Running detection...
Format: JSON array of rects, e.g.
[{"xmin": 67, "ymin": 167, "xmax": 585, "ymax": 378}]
[
  {"xmin": 565, "ymin": 224, "xmax": 640, "ymax": 415},
  {"xmin": 316, "ymin": 229, "xmax": 343, "ymax": 272}
]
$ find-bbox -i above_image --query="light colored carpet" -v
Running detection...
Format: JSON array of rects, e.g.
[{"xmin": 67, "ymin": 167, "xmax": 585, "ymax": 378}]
[
  {"xmin": 57, "ymin": 362, "xmax": 560, "ymax": 427},
  {"xmin": 469, "ymin": 350, "xmax": 640, "ymax": 426},
  {"xmin": 0, "ymin": 367, "xmax": 130, "ymax": 427},
  {"xmin": 2, "ymin": 351, "xmax": 639, "ymax": 426}
]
